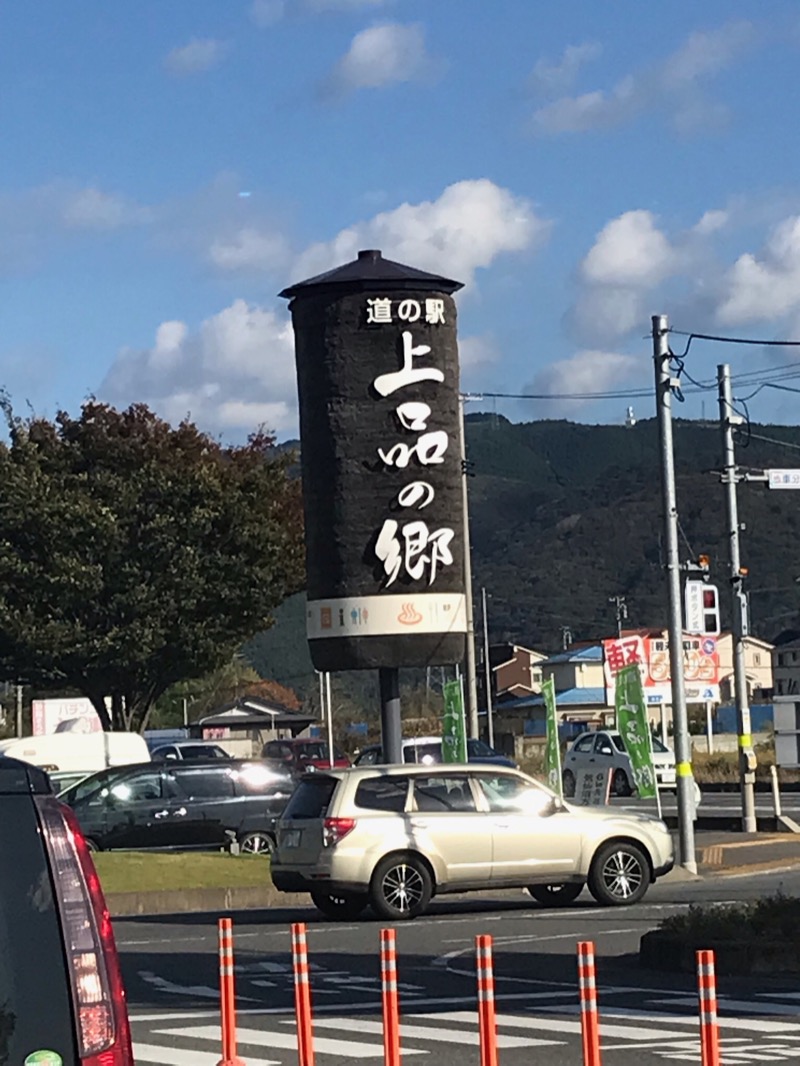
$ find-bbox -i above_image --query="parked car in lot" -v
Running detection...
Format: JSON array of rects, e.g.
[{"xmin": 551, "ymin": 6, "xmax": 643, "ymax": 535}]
[
  {"xmin": 60, "ymin": 758, "xmax": 294, "ymax": 854},
  {"xmin": 562, "ymin": 729, "xmax": 677, "ymax": 798},
  {"xmin": 0, "ymin": 756, "xmax": 134, "ymax": 1064},
  {"xmin": 262, "ymin": 737, "xmax": 350, "ymax": 774},
  {"xmin": 353, "ymin": 735, "xmax": 516, "ymax": 768},
  {"xmin": 150, "ymin": 740, "xmax": 231, "ymax": 761},
  {"xmin": 271, "ymin": 764, "xmax": 674, "ymax": 920}
]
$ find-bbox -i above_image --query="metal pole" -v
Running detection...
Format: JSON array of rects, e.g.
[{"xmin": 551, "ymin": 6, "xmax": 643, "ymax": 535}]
[
  {"xmin": 325, "ymin": 671, "xmax": 335, "ymax": 768},
  {"xmin": 379, "ymin": 667, "xmax": 403, "ymax": 764},
  {"xmin": 481, "ymin": 587, "xmax": 494, "ymax": 747},
  {"xmin": 182, "ymin": 697, "xmax": 188, "ymax": 728},
  {"xmin": 718, "ymin": 363, "xmax": 757, "ymax": 833},
  {"xmin": 458, "ymin": 393, "xmax": 480, "ymax": 739},
  {"xmin": 653, "ymin": 314, "xmax": 697, "ymax": 872},
  {"xmin": 15, "ymin": 684, "xmax": 22, "ymax": 738}
]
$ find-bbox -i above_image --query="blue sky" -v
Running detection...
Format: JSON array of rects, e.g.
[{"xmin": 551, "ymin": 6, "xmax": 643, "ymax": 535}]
[{"xmin": 3, "ymin": 0, "xmax": 800, "ymax": 439}]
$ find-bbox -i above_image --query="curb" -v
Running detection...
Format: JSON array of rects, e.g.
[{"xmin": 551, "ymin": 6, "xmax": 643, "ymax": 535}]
[{"xmin": 106, "ymin": 885, "xmax": 308, "ymax": 917}]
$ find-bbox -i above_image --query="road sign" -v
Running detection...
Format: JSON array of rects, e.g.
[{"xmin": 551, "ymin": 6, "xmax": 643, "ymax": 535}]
[{"xmin": 768, "ymin": 469, "xmax": 800, "ymax": 490}]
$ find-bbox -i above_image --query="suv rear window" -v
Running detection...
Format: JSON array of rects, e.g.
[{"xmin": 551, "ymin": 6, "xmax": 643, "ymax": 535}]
[
  {"xmin": 0, "ymin": 793, "xmax": 77, "ymax": 1063},
  {"xmin": 282, "ymin": 776, "xmax": 337, "ymax": 819}
]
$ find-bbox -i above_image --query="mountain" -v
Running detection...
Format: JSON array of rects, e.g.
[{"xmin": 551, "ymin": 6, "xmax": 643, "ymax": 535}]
[{"xmin": 244, "ymin": 415, "xmax": 800, "ymax": 699}]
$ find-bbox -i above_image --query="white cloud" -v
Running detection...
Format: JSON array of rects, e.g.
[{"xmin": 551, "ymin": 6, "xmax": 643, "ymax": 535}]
[
  {"xmin": 61, "ymin": 187, "xmax": 151, "ymax": 230},
  {"xmin": 693, "ymin": 209, "xmax": 729, "ymax": 236},
  {"xmin": 458, "ymin": 334, "xmax": 500, "ymax": 372},
  {"xmin": 581, "ymin": 210, "xmax": 680, "ymax": 288},
  {"xmin": 531, "ymin": 19, "xmax": 755, "ymax": 135},
  {"xmin": 525, "ymin": 349, "xmax": 639, "ymax": 416},
  {"xmin": 250, "ymin": 0, "xmax": 286, "ymax": 26},
  {"xmin": 208, "ymin": 227, "xmax": 291, "ymax": 273},
  {"xmin": 100, "ymin": 300, "xmax": 298, "ymax": 435},
  {"xmin": 292, "ymin": 178, "xmax": 547, "ymax": 288},
  {"xmin": 164, "ymin": 38, "xmax": 228, "ymax": 76},
  {"xmin": 528, "ymin": 42, "xmax": 602, "ymax": 96},
  {"xmin": 717, "ymin": 216, "xmax": 800, "ymax": 325},
  {"xmin": 324, "ymin": 22, "xmax": 432, "ymax": 95}
]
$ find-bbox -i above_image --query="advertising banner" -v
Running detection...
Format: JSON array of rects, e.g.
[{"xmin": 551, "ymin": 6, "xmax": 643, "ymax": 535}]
[
  {"xmin": 615, "ymin": 664, "xmax": 657, "ymax": 799},
  {"xmin": 603, "ymin": 632, "xmax": 720, "ymax": 706},
  {"xmin": 542, "ymin": 677, "xmax": 562, "ymax": 797},
  {"xmin": 31, "ymin": 697, "xmax": 103, "ymax": 736},
  {"xmin": 442, "ymin": 679, "xmax": 467, "ymax": 763}
]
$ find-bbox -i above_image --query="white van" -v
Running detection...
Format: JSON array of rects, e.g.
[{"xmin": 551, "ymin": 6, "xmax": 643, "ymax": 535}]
[{"xmin": 0, "ymin": 732, "xmax": 149, "ymax": 774}]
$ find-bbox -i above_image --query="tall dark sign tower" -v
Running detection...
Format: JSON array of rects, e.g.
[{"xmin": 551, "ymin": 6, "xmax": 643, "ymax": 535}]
[{"xmin": 280, "ymin": 250, "xmax": 467, "ymax": 759}]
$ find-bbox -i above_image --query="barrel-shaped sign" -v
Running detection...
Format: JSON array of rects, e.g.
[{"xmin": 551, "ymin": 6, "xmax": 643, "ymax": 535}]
[{"xmin": 280, "ymin": 249, "xmax": 467, "ymax": 671}]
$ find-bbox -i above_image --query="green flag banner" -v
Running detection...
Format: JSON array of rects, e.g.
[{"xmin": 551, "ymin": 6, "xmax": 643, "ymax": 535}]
[
  {"xmin": 442, "ymin": 679, "xmax": 467, "ymax": 763},
  {"xmin": 615, "ymin": 663, "xmax": 657, "ymax": 799},
  {"xmin": 542, "ymin": 677, "xmax": 562, "ymax": 797}
]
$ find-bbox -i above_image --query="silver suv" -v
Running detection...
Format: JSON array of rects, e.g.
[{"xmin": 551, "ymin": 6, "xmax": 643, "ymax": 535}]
[{"xmin": 271, "ymin": 764, "xmax": 674, "ymax": 920}]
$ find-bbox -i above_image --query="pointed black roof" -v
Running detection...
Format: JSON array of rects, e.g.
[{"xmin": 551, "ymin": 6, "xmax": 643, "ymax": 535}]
[{"xmin": 279, "ymin": 249, "xmax": 463, "ymax": 299}]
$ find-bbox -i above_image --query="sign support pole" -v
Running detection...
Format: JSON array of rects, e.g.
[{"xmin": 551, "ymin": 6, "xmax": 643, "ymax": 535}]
[
  {"xmin": 653, "ymin": 314, "xmax": 697, "ymax": 873},
  {"xmin": 379, "ymin": 667, "xmax": 403, "ymax": 765},
  {"xmin": 458, "ymin": 393, "xmax": 480, "ymax": 739},
  {"xmin": 718, "ymin": 363, "xmax": 757, "ymax": 832}
]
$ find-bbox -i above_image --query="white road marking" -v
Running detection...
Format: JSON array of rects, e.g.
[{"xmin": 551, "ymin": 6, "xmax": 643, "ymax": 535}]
[
  {"xmin": 408, "ymin": 1009, "xmax": 692, "ymax": 1042},
  {"xmin": 548, "ymin": 1005, "xmax": 800, "ymax": 1034},
  {"xmin": 134, "ymin": 1043, "xmax": 279, "ymax": 1065},
  {"xmin": 650, "ymin": 996, "xmax": 800, "ymax": 1019},
  {"xmin": 156, "ymin": 1024, "xmax": 422, "ymax": 1058},
  {"xmin": 309, "ymin": 1015, "xmax": 562, "ymax": 1048}
]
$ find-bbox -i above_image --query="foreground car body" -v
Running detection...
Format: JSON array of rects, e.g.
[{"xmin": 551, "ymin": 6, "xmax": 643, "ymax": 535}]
[
  {"xmin": 271, "ymin": 764, "xmax": 674, "ymax": 920},
  {"xmin": 563, "ymin": 729, "xmax": 677, "ymax": 797},
  {"xmin": 0, "ymin": 756, "xmax": 133, "ymax": 1063}
]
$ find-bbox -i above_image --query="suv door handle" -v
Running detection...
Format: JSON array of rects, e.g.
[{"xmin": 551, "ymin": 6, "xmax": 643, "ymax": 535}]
[
  {"xmin": 153, "ymin": 809, "xmax": 170, "ymax": 819},
  {"xmin": 173, "ymin": 807, "xmax": 187, "ymax": 817}
]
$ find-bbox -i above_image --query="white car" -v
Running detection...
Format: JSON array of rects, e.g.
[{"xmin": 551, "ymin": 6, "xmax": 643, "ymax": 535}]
[{"xmin": 562, "ymin": 729, "xmax": 676, "ymax": 798}]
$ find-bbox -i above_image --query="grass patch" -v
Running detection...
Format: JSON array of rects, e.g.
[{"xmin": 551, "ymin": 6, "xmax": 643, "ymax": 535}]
[
  {"xmin": 93, "ymin": 851, "xmax": 271, "ymax": 896},
  {"xmin": 659, "ymin": 893, "xmax": 800, "ymax": 946}
]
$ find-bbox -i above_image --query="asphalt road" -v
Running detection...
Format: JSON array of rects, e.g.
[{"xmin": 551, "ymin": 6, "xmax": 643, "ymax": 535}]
[{"xmin": 119, "ymin": 864, "xmax": 800, "ymax": 1066}]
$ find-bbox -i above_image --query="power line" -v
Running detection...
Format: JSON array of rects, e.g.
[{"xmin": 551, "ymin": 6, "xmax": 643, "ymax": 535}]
[
  {"xmin": 670, "ymin": 329, "xmax": 800, "ymax": 347},
  {"xmin": 747, "ymin": 431, "xmax": 800, "ymax": 453}
]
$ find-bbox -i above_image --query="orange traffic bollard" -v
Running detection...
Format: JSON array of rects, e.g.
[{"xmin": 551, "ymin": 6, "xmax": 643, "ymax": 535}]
[
  {"xmin": 476, "ymin": 934, "xmax": 498, "ymax": 1066},
  {"xmin": 577, "ymin": 941, "xmax": 602, "ymax": 1066},
  {"xmin": 291, "ymin": 922, "xmax": 315, "ymax": 1066},
  {"xmin": 697, "ymin": 949, "xmax": 721, "ymax": 1066},
  {"xmin": 381, "ymin": 929, "xmax": 401, "ymax": 1066},
  {"xmin": 217, "ymin": 917, "xmax": 246, "ymax": 1066}
]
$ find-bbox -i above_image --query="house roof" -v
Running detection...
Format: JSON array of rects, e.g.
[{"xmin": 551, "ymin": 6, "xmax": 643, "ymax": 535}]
[
  {"xmin": 279, "ymin": 248, "xmax": 463, "ymax": 299},
  {"xmin": 195, "ymin": 697, "xmax": 316, "ymax": 730},
  {"xmin": 497, "ymin": 686, "xmax": 607, "ymax": 711}
]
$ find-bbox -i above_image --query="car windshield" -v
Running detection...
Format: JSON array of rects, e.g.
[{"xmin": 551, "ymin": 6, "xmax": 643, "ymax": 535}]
[
  {"xmin": 296, "ymin": 742, "xmax": 339, "ymax": 760},
  {"xmin": 60, "ymin": 765, "xmax": 134, "ymax": 806}
]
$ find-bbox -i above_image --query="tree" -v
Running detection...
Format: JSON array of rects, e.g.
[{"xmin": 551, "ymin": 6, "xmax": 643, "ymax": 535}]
[{"xmin": 0, "ymin": 399, "xmax": 305, "ymax": 732}]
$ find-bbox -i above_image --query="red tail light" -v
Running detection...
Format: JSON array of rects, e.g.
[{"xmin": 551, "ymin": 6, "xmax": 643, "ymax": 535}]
[
  {"xmin": 39, "ymin": 800, "xmax": 133, "ymax": 1065},
  {"xmin": 322, "ymin": 816, "xmax": 357, "ymax": 846}
]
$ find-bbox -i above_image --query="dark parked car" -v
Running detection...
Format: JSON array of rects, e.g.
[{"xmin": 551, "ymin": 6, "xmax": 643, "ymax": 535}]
[
  {"xmin": 150, "ymin": 740, "xmax": 231, "ymax": 761},
  {"xmin": 353, "ymin": 735, "xmax": 516, "ymax": 768},
  {"xmin": 262, "ymin": 737, "xmax": 350, "ymax": 774},
  {"xmin": 0, "ymin": 756, "xmax": 133, "ymax": 1064},
  {"xmin": 60, "ymin": 758, "xmax": 294, "ymax": 854}
]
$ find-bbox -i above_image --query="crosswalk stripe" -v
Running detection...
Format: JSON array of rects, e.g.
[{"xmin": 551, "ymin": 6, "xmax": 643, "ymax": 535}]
[
  {"xmin": 156, "ymin": 1024, "xmax": 421, "ymax": 1058},
  {"xmin": 134, "ymin": 1043, "xmax": 280, "ymax": 1065},
  {"xmin": 409, "ymin": 1009, "xmax": 692, "ymax": 1042},
  {"xmin": 311, "ymin": 1016, "xmax": 563, "ymax": 1048},
  {"xmin": 548, "ymin": 1005, "xmax": 800, "ymax": 1035}
]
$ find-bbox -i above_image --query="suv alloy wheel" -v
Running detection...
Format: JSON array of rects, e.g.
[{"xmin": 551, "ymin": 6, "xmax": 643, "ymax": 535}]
[
  {"xmin": 588, "ymin": 841, "xmax": 649, "ymax": 905},
  {"xmin": 369, "ymin": 853, "xmax": 433, "ymax": 920}
]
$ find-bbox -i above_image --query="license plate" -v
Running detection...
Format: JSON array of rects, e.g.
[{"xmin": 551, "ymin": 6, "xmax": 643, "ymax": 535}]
[{"xmin": 283, "ymin": 830, "xmax": 301, "ymax": 848}]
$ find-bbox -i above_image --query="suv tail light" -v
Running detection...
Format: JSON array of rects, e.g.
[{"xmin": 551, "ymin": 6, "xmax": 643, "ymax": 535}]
[
  {"xmin": 39, "ymin": 800, "xmax": 133, "ymax": 1065},
  {"xmin": 322, "ymin": 816, "xmax": 356, "ymax": 846}
]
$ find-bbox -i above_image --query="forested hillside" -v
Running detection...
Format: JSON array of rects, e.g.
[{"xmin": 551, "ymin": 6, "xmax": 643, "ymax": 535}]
[{"xmin": 245, "ymin": 415, "xmax": 800, "ymax": 703}]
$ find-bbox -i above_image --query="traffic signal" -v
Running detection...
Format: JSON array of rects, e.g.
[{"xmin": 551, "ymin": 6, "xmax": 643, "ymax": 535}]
[{"xmin": 684, "ymin": 580, "xmax": 721, "ymax": 635}]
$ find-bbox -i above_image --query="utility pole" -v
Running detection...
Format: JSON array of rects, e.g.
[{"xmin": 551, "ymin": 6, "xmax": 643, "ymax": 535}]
[
  {"xmin": 560, "ymin": 626, "xmax": 573, "ymax": 651},
  {"xmin": 718, "ymin": 363, "xmax": 757, "ymax": 832},
  {"xmin": 15, "ymin": 684, "xmax": 23, "ymax": 738},
  {"xmin": 608, "ymin": 595, "xmax": 628, "ymax": 637},
  {"xmin": 481, "ymin": 587, "xmax": 494, "ymax": 747},
  {"xmin": 652, "ymin": 314, "xmax": 697, "ymax": 873},
  {"xmin": 458, "ymin": 393, "xmax": 480, "ymax": 739}
]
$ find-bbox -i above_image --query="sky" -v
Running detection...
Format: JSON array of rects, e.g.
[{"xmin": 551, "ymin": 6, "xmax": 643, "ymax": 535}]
[{"xmin": 3, "ymin": 0, "xmax": 800, "ymax": 441}]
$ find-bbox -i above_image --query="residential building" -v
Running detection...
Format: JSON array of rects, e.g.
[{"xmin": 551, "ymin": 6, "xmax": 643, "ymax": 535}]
[
  {"xmin": 773, "ymin": 638, "xmax": 800, "ymax": 697},
  {"xmin": 490, "ymin": 643, "xmax": 547, "ymax": 700}
]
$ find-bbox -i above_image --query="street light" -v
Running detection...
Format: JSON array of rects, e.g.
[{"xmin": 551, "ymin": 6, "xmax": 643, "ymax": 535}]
[{"xmin": 481, "ymin": 587, "xmax": 494, "ymax": 747}]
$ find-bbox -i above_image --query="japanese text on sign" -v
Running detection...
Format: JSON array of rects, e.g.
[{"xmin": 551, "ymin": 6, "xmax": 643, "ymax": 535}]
[{"xmin": 368, "ymin": 300, "xmax": 455, "ymax": 588}]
